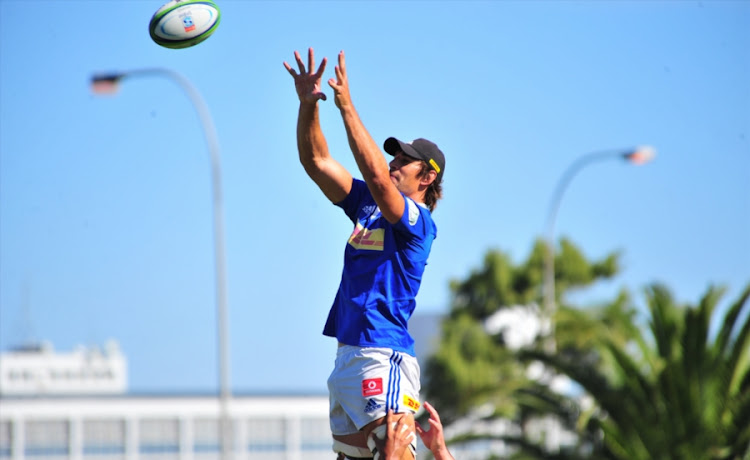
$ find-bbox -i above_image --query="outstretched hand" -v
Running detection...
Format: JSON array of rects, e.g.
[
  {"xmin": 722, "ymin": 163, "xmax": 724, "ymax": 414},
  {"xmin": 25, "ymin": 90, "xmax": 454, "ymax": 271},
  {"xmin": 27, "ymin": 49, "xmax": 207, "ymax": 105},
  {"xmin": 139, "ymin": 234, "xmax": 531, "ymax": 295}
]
[
  {"xmin": 283, "ymin": 48, "xmax": 328, "ymax": 104},
  {"xmin": 415, "ymin": 401, "xmax": 450, "ymax": 456},
  {"xmin": 327, "ymin": 50, "xmax": 353, "ymax": 110}
]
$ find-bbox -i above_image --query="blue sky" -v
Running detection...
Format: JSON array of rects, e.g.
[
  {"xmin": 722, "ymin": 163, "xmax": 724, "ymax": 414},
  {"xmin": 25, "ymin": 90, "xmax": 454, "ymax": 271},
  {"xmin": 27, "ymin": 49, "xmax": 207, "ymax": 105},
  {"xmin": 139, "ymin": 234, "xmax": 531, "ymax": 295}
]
[{"xmin": 1, "ymin": 0, "xmax": 748, "ymax": 394}]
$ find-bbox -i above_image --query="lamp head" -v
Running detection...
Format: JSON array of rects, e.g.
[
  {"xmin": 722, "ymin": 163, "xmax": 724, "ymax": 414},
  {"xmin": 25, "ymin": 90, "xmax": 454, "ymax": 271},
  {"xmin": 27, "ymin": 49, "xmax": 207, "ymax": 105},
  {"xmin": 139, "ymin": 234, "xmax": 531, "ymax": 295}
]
[
  {"xmin": 624, "ymin": 145, "xmax": 656, "ymax": 165},
  {"xmin": 90, "ymin": 73, "xmax": 125, "ymax": 95}
]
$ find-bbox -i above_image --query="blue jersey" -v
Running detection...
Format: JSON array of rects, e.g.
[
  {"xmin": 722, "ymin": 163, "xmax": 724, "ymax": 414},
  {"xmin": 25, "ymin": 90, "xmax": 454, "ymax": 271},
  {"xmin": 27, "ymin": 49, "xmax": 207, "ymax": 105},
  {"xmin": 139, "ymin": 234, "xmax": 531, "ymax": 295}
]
[{"xmin": 323, "ymin": 179, "xmax": 437, "ymax": 356}]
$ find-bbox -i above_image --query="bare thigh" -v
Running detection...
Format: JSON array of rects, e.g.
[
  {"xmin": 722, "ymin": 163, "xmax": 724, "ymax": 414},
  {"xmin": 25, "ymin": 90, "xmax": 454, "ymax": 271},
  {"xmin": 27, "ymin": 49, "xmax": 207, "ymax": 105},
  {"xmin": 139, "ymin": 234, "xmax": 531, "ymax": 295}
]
[{"xmin": 333, "ymin": 432, "xmax": 368, "ymax": 448}]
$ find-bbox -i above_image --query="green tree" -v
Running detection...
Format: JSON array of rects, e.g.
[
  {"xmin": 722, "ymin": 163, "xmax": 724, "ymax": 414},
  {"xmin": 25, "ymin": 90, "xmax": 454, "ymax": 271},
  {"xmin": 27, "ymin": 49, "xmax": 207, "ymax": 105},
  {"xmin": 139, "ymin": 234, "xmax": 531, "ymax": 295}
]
[
  {"xmin": 522, "ymin": 283, "xmax": 750, "ymax": 460},
  {"xmin": 423, "ymin": 238, "xmax": 624, "ymax": 451},
  {"xmin": 422, "ymin": 238, "xmax": 750, "ymax": 459}
]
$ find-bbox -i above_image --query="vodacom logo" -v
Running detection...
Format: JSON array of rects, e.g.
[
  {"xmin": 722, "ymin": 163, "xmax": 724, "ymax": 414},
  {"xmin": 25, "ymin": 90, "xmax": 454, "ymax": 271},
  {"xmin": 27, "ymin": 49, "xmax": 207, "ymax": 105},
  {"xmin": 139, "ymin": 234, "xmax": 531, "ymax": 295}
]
[{"xmin": 361, "ymin": 377, "xmax": 383, "ymax": 396}]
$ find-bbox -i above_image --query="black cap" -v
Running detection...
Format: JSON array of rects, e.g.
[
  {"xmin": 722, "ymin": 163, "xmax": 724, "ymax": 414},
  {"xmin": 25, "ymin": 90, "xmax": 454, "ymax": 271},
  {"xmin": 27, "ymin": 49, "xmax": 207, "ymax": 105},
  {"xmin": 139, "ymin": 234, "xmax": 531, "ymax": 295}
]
[{"xmin": 384, "ymin": 137, "xmax": 445, "ymax": 182}]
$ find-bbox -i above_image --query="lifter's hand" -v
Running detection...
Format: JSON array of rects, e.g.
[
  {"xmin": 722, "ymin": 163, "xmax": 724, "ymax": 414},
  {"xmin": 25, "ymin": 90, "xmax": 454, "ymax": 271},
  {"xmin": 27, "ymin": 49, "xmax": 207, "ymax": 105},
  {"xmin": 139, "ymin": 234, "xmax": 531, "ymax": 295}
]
[
  {"xmin": 284, "ymin": 48, "xmax": 327, "ymax": 104},
  {"xmin": 370, "ymin": 411, "xmax": 415, "ymax": 459},
  {"xmin": 328, "ymin": 50, "xmax": 353, "ymax": 110},
  {"xmin": 416, "ymin": 401, "xmax": 452, "ymax": 459}
]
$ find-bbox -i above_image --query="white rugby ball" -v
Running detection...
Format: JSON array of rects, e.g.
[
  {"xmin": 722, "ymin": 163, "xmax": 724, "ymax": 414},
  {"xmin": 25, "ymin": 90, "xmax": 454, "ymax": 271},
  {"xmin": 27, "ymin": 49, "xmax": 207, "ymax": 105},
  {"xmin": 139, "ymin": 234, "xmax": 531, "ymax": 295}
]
[{"xmin": 149, "ymin": 0, "xmax": 221, "ymax": 49}]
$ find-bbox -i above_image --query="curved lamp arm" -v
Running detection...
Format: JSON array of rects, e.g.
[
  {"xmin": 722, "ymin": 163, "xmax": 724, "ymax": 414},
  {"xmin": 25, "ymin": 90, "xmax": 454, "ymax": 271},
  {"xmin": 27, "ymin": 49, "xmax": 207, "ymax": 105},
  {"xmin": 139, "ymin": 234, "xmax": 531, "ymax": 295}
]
[
  {"xmin": 543, "ymin": 146, "xmax": 656, "ymax": 320},
  {"xmin": 91, "ymin": 68, "xmax": 232, "ymax": 460}
]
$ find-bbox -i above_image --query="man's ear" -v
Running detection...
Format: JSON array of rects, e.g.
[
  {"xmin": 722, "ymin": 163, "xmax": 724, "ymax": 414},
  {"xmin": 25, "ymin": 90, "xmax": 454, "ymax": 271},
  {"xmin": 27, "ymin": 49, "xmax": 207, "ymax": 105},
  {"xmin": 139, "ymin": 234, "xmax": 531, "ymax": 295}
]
[{"xmin": 420, "ymin": 170, "xmax": 437, "ymax": 186}]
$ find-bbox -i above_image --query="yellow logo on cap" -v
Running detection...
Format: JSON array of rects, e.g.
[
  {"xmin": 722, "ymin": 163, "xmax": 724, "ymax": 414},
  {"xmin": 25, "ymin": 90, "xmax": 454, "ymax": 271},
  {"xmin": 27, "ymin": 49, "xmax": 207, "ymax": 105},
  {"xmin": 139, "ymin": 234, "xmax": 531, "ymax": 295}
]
[{"xmin": 429, "ymin": 159, "xmax": 441, "ymax": 173}]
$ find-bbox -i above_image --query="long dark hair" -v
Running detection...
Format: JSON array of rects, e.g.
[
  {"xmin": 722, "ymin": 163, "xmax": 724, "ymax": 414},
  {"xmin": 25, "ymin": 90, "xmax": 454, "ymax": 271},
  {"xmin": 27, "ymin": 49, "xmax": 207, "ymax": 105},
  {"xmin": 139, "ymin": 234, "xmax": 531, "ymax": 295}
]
[{"xmin": 418, "ymin": 161, "xmax": 443, "ymax": 212}]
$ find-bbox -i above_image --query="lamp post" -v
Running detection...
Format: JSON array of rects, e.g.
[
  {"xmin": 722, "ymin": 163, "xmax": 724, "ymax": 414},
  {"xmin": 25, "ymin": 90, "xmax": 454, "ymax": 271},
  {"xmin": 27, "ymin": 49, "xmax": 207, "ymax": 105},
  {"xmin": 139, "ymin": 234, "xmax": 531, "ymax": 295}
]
[
  {"xmin": 543, "ymin": 146, "xmax": 656, "ymax": 329},
  {"xmin": 91, "ymin": 68, "xmax": 232, "ymax": 460}
]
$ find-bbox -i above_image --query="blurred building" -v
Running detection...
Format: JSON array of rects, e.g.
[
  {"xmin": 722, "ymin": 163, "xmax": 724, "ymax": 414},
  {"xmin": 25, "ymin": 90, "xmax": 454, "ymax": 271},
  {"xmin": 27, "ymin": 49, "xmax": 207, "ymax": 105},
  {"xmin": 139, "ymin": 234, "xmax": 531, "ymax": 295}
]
[
  {"xmin": 0, "ymin": 341, "xmax": 126, "ymax": 396},
  {"xmin": 0, "ymin": 342, "xmax": 332, "ymax": 460}
]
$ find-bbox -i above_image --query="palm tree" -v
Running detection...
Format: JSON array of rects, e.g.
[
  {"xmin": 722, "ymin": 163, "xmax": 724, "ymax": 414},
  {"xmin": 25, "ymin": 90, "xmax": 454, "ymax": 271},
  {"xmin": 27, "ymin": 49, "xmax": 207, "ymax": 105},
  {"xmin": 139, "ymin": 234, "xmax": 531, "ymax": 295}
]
[{"xmin": 521, "ymin": 282, "xmax": 750, "ymax": 460}]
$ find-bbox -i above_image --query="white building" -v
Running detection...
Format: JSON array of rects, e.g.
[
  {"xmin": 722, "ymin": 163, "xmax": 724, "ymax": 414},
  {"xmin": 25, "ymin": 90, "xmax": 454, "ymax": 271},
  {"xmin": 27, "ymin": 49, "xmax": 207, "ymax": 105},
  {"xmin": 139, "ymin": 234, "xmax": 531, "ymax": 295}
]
[
  {"xmin": 0, "ymin": 393, "xmax": 333, "ymax": 460},
  {"xmin": 0, "ymin": 343, "xmax": 333, "ymax": 460},
  {"xmin": 0, "ymin": 341, "xmax": 126, "ymax": 396}
]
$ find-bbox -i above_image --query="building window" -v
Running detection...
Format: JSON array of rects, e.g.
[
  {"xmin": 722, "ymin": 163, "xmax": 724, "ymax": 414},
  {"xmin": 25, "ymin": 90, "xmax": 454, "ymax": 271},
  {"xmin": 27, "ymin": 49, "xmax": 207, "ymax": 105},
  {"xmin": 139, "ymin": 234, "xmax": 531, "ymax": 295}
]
[
  {"xmin": 246, "ymin": 417, "xmax": 284, "ymax": 454},
  {"xmin": 300, "ymin": 417, "xmax": 332, "ymax": 451},
  {"xmin": 139, "ymin": 419, "xmax": 178, "ymax": 456},
  {"xmin": 25, "ymin": 420, "xmax": 68, "ymax": 457},
  {"xmin": 193, "ymin": 418, "xmax": 219, "ymax": 453},
  {"xmin": 83, "ymin": 419, "xmax": 125, "ymax": 456},
  {"xmin": 0, "ymin": 421, "xmax": 11, "ymax": 458}
]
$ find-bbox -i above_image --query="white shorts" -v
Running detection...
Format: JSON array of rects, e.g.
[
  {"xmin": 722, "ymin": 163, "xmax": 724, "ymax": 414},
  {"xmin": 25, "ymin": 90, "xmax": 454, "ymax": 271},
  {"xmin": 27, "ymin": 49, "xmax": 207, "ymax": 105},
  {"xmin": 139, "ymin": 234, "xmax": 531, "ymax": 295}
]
[{"xmin": 328, "ymin": 345, "xmax": 421, "ymax": 436}]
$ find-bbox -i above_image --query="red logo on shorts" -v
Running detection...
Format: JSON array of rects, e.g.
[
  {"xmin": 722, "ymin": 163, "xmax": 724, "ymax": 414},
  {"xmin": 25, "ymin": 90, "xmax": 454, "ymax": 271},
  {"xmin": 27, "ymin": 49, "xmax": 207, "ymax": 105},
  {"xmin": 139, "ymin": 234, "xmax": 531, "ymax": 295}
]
[{"xmin": 362, "ymin": 378, "xmax": 383, "ymax": 396}]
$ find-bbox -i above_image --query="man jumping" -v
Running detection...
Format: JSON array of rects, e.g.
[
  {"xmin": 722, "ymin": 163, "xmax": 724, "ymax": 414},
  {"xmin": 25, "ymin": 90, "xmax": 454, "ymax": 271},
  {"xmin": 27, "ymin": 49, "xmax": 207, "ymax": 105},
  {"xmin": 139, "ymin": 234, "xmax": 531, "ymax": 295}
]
[{"xmin": 284, "ymin": 47, "xmax": 446, "ymax": 460}]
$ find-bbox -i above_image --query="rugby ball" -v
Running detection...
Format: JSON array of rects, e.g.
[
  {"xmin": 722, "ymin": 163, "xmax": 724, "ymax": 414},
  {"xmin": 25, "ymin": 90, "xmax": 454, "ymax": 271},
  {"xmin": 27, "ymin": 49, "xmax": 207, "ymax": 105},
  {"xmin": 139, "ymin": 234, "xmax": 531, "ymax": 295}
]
[{"xmin": 149, "ymin": 0, "xmax": 221, "ymax": 49}]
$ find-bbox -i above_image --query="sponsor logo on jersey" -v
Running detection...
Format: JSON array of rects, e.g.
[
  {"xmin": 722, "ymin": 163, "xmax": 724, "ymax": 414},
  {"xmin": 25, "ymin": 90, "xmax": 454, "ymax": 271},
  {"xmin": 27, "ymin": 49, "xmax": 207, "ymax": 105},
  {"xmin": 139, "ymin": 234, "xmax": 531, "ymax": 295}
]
[
  {"xmin": 402, "ymin": 394, "xmax": 420, "ymax": 411},
  {"xmin": 362, "ymin": 377, "xmax": 383, "ymax": 396},
  {"xmin": 364, "ymin": 398, "xmax": 383, "ymax": 414},
  {"xmin": 348, "ymin": 222, "xmax": 384, "ymax": 251},
  {"xmin": 362, "ymin": 205, "xmax": 377, "ymax": 215}
]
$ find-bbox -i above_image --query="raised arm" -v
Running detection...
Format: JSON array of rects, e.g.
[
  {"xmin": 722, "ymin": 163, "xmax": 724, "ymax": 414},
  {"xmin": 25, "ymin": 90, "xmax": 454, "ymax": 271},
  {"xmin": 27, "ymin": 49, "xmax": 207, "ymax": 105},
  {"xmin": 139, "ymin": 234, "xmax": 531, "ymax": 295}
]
[
  {"xmin": 327, "ymin": 51, "xmax": 405, "ymax": 224},
  {"xmin": 284, "ymin": 48, "xmax": 352, "ymax": 203}
]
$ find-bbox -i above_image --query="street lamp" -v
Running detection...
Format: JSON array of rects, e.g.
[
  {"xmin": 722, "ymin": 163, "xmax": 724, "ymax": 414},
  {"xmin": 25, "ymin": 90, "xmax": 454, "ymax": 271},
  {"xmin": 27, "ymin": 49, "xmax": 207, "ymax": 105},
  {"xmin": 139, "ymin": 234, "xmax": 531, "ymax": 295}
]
[
  {"xmin": 91, "ymin": 68, "xmax": 233, "ymax": 460},
  {"xmin": 543, "ymin": 146, "xmax": 656, "ymax": 325}
]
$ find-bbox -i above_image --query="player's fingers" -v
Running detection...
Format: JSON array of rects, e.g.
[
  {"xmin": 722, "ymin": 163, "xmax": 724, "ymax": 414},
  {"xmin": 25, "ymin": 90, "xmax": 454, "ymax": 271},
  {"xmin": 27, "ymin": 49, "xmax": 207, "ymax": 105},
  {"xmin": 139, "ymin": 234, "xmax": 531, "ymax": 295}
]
[
  {"xmin": 393, "ymin": 414, "xmax": 405, "ymax": 430},
  {"xmin": 307, "ymin": 48, "xmax": 316, "ymax": 74},
  {"xmin": 314, "ymin": 57, "xmax": 328, "ymax": 79},
  {"xmin": 338, "ymin": 50, "xmax": 346, "ymax": 75},
  {"xmin": 387, "ymin": 410, "xmax": 398, "ymax": 434},
  {"xmin": 294, "ymin": 50, "xmax": 306, "ymax": 73},
  {"xmin": 424, "ymin": 401, "xmax": 441, "ymax": 422},
  {"xmin": 423, "ymin": 401, "xmax": 435, "ymax": 413},
  {"xmin": 429, "ymin": 418, "xmax": 442, "ymax": 432},
  {"xmin": 283, "ymin": 62, "xmax": 298, "ymax": 77},
  {"xmin": 334, "ymin": 65, "xmax": 344, "ymax": 83}
]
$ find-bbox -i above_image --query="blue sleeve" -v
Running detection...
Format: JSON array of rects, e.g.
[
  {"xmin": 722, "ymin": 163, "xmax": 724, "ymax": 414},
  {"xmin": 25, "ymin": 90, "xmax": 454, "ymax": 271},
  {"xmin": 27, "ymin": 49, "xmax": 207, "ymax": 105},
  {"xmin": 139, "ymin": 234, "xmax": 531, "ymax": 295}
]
[
  {"xmin": 334, "ymin": 178, "xmax": 368, "ymax": 223},
  {"xmin": 393, "ymin": 197, "xmax": 434, "ymax": 242}
]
